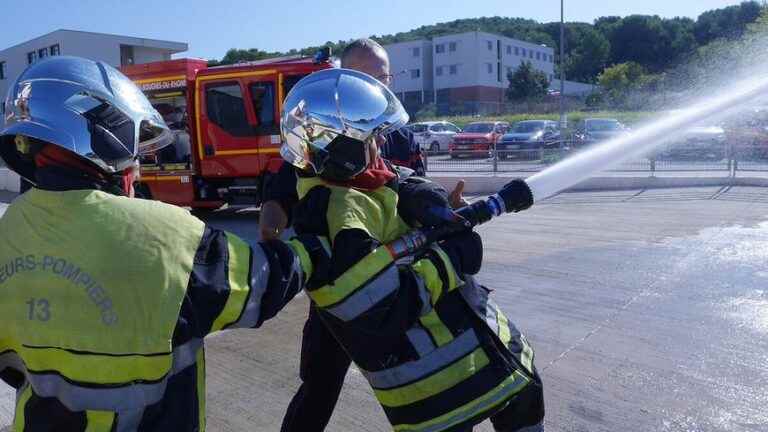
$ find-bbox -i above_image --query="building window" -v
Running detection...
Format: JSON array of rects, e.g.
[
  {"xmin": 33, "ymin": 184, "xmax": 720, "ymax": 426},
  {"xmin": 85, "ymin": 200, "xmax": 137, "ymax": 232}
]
[
  {"xmin": 449, "ymin": 65, "xmax": 458, "ymax": 75},
  {"xmin": 529, "ymin": 51, "xmax": 534, "ymax": 59},
  {"xmin": 521, "ymin": 48, "xmax": 527, "ymax": 57},
  {"xmin": 486, "ymin": 63, "xmax": 493, "ymax": 74},
  {"xmin": 27, "ymin": 51, "xmax": 37, "ymax": 64},
  {"xmin": 549, "ymin": 54, "xmax": 554, "ymax": 62},
  {"xmin": 449, "ymin": 41, "xmax": 457, "ymax": 52},
  {"xmin": 412, "ymin": 47, "xmax": 420, "ymax": 57},
  {"xmin": 436, "ymin": 66, "xmax": 444, "ymax": 76},
  {"xmin": 38, "ymin": 47, "xmax": 48, "ymax": 59},
  {"xmin": 506, "ymin": 45, "xmax": 512, "ymax": 55},
  {"xmin": 0, "ymin": 62, "xmax": 6, "ymax": 80},
  {"xmin": 487, "ymin": 41, "xmax": 493, "ymax": 51},
  {"xmin": 249, "ymin": 82, "xmax": 277, "ymax": 135},
  {"xmin": 50, "ymin": 44, "xmax": 60, "ymax": 56},
  {"xmin": 535, "ymin": 52, "xmax": 540, "ymax": 61},
  {"xmin": 120, "ymin": 45, "xmax": 135, "ymax": 66},
  {"xmin": 410, "ymin": 69, "xmax": 420, "ymax": 79},
  {"xmin": 205, "ymin": 82, "xmax": 251, "ymax": 137},
  {"xmin": 435, "ymin": 44, "xmax": 445, "ymax": 54},
  {"xmin": 514, "ymin": 47, "xmax": 520, "ymax": 56}
]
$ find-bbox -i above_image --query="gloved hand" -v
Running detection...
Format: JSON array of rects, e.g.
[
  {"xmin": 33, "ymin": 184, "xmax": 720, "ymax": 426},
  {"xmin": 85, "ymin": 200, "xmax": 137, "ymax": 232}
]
[
  {"xmin": 437, "ymin": 230, "xmax": 483, "ymax": 275},
  {"xmin": 260, "ymin": 200, "xmax": 289, "ymax": 240},
  {"xmin": 398, "ymin": 177, "xmax": 467, "ymax": 228}
]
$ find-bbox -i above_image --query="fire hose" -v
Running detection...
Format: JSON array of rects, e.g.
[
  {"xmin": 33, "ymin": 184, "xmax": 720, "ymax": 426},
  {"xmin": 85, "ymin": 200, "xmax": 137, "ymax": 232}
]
[{"xmin": 386, "ymin": 178, "xmax": 534, "ymax": 259}]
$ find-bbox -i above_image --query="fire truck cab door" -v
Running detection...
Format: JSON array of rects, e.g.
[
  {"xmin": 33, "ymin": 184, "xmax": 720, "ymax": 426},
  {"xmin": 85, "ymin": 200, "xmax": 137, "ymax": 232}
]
[{"xmin": 198, "ymin": 73, "xmax": 280, "ymax": 177}]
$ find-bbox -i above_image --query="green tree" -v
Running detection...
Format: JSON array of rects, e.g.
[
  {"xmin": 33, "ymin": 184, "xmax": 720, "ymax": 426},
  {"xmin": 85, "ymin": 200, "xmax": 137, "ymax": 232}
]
[
  {"xmin": 694, "ymin": 1, "xmax": 763, "ymax": 45},
  {"xmin": 539, "ymin": 22, "xmax": 610, "ymax": 83},
  {"xmin": 565, "ymin": 27, "xmax": 610, "ymax": 83},
  {"xmin": 218, "ymin": 48, "xmax": 281, "ymax": 65},
  {"xmin": 597, "ymin": 62, "xmax": 646, "ymax": 107},
  {"xmin": 608, "ymin": 15, "xmax": 675, "ymax": 72},
  {"xmin": 506, "ymin": 62, "xmax": 550, "ymax": 101},
  {"xmin": 207, "ymin": 3, "xmax": 766, "ymax": 83},
  {"xmin": 594, "ymin": 16, "xmax": 622, "ymax": 37},
  {"xmin": 746, "ymin": 6, "xmax": 768, "ymax": 35},
  {"xmin": 662, "ymin": 17, "xmax": 697, "ymax": 63}
]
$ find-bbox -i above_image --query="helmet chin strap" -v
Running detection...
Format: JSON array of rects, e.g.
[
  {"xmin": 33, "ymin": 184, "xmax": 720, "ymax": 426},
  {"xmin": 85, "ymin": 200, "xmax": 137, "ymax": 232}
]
[{"xmin": 119, "ymin": 163, "xmax": 139, "ymax": 197}]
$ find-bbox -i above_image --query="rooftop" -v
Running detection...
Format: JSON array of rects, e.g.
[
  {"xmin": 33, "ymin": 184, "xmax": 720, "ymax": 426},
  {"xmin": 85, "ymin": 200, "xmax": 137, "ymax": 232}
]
[{"xmin": 0, "ymin": 29, "xmax": 187, "ymax": 53}]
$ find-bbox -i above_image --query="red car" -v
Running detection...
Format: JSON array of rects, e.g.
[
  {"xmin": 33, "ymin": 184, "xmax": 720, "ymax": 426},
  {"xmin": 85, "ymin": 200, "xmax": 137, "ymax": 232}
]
[{"xmin": 449, "ymin": 121, "xmax": 510, "ymax": 158}]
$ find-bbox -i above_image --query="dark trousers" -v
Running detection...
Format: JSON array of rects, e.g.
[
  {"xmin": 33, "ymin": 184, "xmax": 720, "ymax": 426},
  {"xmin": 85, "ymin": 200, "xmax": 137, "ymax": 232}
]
[{"xmin": 281, "ymin": 304, "xmax": 351, "ymax": 432}]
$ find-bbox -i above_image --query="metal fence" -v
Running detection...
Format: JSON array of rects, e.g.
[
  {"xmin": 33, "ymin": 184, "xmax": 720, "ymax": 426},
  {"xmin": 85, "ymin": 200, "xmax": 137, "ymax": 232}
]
[{"xmin": 423, "ymin": 140, "xmax": 768, "ymax": 176}]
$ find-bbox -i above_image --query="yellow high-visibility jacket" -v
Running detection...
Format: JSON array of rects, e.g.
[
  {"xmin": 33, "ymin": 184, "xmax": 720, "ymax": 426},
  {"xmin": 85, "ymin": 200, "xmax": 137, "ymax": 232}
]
[
  {"xmin": 0, "ymin": 188, "xmax": 319, "ymax": 431},
  {"xmin": 294, "ymin": 174, "xmax": 543, "ymax": 432}
]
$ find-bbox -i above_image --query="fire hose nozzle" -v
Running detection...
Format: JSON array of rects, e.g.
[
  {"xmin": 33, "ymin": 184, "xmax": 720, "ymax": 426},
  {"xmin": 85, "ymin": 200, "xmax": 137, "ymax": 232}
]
[
  {"xmin": 493, "ymin": 178, "xmax": 534, "ymax": 214},
  {"xmin": 386, "ymin": 179, "xmax": 534, "ymax": 260}
]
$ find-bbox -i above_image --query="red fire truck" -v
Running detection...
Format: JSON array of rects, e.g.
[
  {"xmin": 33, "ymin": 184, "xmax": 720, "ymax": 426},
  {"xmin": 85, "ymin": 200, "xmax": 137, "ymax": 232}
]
[{"xmin": 120, "ymin": 53, "xmax": 332, "ymax": 210}]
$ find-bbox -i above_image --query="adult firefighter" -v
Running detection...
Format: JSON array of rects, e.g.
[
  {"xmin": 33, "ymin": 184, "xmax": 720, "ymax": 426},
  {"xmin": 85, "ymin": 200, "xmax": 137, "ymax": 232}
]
[
  {"xmin": 0, "ymin": 56, "xmax": 358, "ymax": 431},
  {"xmin": 279, "ymin": 68, "xmax": 545, "ymax": 432},
  {"xmin": 260, "ymin": 38, "xmax": 433, "ymax": 242}
]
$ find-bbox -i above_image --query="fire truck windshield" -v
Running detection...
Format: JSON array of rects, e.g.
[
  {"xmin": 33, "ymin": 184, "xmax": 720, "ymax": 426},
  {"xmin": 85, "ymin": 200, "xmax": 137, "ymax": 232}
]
[{"xmin": 146, "ymin": 92, "xmax": 191, "ymax": 167}]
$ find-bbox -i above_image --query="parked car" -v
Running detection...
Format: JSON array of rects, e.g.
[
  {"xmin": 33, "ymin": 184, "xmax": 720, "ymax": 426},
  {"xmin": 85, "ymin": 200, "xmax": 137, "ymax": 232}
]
[
  {"xmin": 497, "ymin": 120, "xmax": 561, "ymax": 159},
  {"xmin": 409, "ymin": 121, "xmax": 461, "ymax": 152},
  {"xmin": 659, "ymin": 125, "xmax": 727, "ymax": 161},
  {"xmin": 725, "ymin": 107, "xmax": 768, "ymax": 160},
  {"xmin": 449, "ymin": 121, "xmax": 510, "ymax": 158},
  {"xmin": 575, "ymin": 118, "xmax": 629, "ymax": 147}
]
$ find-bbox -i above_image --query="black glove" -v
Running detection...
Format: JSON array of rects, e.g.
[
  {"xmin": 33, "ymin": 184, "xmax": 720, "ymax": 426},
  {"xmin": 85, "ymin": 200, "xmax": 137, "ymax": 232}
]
[
  {"xmin": 398, "ymin": 177, "xmax": 466, "ymax": 228},
  {"xmin": 437, "ymin": 231, "xmax": 483, "ymax": 275}
]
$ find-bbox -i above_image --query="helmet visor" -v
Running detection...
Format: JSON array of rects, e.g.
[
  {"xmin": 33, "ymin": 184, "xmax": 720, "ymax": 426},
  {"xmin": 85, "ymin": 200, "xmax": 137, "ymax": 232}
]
[
  {"xmin": 138, "ymin": 118, "xmax": 174, "ymax": 155},
  {"xmin": 279, "ymin": 68, "xmax": 408, "ymax": 175}
]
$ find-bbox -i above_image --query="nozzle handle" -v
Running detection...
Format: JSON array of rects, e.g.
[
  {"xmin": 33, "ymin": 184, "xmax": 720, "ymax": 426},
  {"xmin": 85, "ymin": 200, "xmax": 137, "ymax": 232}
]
[{"xmin": 385, "ymin": 179, "xmax": 534, "ymax": 260}]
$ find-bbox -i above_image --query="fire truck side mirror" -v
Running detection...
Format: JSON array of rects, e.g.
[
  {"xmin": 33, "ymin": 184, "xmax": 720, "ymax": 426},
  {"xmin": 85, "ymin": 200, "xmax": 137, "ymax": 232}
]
[{"xmin": 315, "ymin": 47, "xmax": 332, "ymax": 64}]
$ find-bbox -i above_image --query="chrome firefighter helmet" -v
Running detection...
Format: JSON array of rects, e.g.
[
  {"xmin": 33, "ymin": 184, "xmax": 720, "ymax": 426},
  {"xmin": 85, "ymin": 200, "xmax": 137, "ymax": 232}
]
[
  {"xmin": 280, "ymin": 68, "xmax": 408, "ymax": 180},
  {"xmin": 0, "ymin": 56, "xmax": 172, "ymax": 181}
]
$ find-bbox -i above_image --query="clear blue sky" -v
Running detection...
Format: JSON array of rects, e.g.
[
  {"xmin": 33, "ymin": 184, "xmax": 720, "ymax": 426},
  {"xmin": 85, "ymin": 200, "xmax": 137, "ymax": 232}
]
[{"xmin": 1, "ymin": 0, "xmax": 745, "ymax": 60}]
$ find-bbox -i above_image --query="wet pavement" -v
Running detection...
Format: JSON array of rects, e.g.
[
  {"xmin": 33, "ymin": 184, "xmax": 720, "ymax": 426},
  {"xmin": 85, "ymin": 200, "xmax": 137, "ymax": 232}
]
[{"xmin": 1, "ymin": 186, "xmax": 768, "ymax": 431}]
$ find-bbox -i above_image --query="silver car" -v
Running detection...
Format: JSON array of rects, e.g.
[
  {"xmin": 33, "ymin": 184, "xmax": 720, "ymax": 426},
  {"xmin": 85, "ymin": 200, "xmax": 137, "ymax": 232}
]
[{"xmin": 410, "ymin": 121, "xmax": 461, "ymax": 152}]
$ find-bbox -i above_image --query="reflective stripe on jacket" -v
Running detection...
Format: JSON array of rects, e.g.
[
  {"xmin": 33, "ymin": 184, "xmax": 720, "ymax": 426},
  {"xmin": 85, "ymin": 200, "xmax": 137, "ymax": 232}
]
[
  {"xmin": 0, "ymin": 189, "xmax": 310, "ymax": 431},
  {"xmin": 294, "ymin": 176, "xmax": 537, "ymax": 432}
]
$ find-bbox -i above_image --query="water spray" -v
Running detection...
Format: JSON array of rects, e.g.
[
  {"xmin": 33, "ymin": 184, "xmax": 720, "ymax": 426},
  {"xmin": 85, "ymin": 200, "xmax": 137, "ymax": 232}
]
[
  {"xmin": 388, "ymin": 73, "xmax": 768, "ymax": 257},
  {"xmin": 527, "ymin": 75, "xmax": 768, "ymax": 201}
]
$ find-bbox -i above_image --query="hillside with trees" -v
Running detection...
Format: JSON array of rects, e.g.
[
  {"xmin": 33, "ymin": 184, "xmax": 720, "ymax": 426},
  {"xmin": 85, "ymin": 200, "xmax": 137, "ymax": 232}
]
[{"xmin": 211, "ymin": 1, "xmax": 765, "ymax": 87}]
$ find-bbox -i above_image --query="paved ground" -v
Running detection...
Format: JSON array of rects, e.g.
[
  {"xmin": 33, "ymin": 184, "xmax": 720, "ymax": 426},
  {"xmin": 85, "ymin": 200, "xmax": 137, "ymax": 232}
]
[{"xmin": 2, "ymin": 187, "xmax": 768, "ymax": 431}]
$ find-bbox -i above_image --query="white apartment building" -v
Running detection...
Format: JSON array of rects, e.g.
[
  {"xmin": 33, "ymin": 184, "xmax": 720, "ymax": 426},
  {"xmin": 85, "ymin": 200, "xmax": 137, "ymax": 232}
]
[
  {"xmin": 386, "ymin": 40, "xmax": 435, "ymax": 109},
  {"xmin": 0, "ymin": 30, "xmax": 188, "ymax": 100},
  {"xmin": 387, "ymin": 31, "xmax": 557, "ymax": 114}
]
